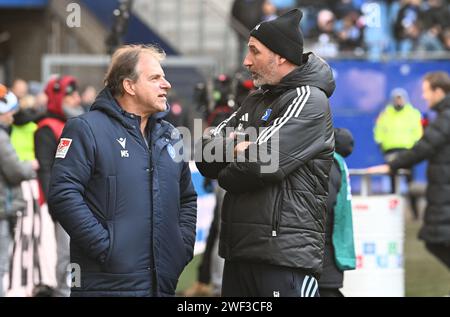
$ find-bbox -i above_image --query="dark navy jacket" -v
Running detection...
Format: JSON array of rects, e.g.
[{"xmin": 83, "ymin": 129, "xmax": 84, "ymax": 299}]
[{"xmin": 48, "ymin": 88, "xmax": 197, "ymax": 297}]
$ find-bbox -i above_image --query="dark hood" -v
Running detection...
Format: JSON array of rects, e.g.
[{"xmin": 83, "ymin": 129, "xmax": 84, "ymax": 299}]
[
  {"xmin": 262, "ymin": 52, "xmax": 336, "ymax": 98},
  {"xmin": 90, "ymin": 88, "xmax": 170, "ymax": 129},
  {"xmin": 334, "ymin": 128, "xmax": 354, "ymax": 158}
]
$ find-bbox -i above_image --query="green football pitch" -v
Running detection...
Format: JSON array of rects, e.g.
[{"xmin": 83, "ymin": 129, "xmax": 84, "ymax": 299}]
[{"xmin": 177, "ymin": 205, "xmax": 450, "ymax": 297}]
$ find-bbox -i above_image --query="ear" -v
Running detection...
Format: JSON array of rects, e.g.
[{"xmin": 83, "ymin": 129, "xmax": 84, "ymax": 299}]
[
  {"xmin": 277, "ymin": 55, "xmax": 287, "ymax": 65},
  {"xmin": 436, "ymin": 87, "xmax": 446, "ymax": 98},
  {"xmin": 122, "ymin": 78, "xmax": 136, "ymax": 96}
]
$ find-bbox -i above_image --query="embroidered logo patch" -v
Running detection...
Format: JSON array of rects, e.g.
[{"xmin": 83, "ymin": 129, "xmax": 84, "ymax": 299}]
[
  {"xmin": 171, "ymin": 128, "xmax": 180, "ymax": 140},
  {"xmin": 55, "ymin": 138, "xmax": 72, "ymax": 159},
  {"xmin": 261, "ymin": 109, "xmax": 272, "ymax": 121},
  {"xmin": 116, "ymin": 137, "xmax": 126, "ymax": 149},
  {"xmin": 167, "ymin": 144, "xmax": 176, "ymax": 160}
]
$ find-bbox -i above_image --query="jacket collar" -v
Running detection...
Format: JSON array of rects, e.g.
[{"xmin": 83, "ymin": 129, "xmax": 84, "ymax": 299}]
[
  {"xmin": 90, "ymin": 88, "xmax": 170, "ymax": 131},
  {"xmin": 260, "ymin": 53, "xmax": 336, "ymax": 98},
  {"xmin": 432, "ymin": 95, "xmax": 450, "ymax": 113}
]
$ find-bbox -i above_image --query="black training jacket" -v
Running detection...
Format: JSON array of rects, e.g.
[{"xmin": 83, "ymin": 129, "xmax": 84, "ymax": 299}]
[{"xmin": 197, "ymin": 53, "xmax": 335, "ymax": 277}]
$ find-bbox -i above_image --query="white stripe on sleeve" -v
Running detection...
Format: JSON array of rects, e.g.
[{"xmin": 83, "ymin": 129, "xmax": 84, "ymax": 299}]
[
  {"xmin": 256, "ymin": 86, "xmax": 311, "ymax": 145},
  {"xmin": 212, "ymin": 111, "xmax": 238, "ymax": 136}
]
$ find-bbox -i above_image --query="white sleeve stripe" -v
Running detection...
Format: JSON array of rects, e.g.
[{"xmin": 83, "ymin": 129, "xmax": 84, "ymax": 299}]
[
  {"xmin": 294, "ymin": 86, "xmax": 311, "ymax": 118},
  {"xmin": 212, "ymin": 111, "xmax": 238, "ymax": 136},
  {"xmin": 257, "ymin": 86, "xmax": 306, "ymax": 144},
  {"xmin": 260, "ymin": 85, "xmax": 310, "ymax": 144},
  {"xmin": 256, "ymin": 87, "xmax": 303, "ymax": 144},
  {"xmin": 304, "ymin": 275, "xmax": 315, "ymax": 297},
  {"xmin": 310, "ymin": 279, "xmax": 318, "ymax": 297},
  {"xmin": 300, "ymin": 275, "xmax": 309, "ymax": 297},
  {"xmin": 257, "ymin": 85, "xmax": 310, "ymax": 144},
  {"xmin": 213, "ymin": 111, "xmax": 237, "ymax": 135},
  {"xmin": 256, "ymin": 87, "xmax": 302, "ymax": 143}
]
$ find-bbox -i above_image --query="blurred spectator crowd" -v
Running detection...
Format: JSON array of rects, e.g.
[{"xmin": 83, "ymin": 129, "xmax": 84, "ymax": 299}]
[{"xmin": 232, "ymin": 0, "xmax": 450, "ymax": 59}]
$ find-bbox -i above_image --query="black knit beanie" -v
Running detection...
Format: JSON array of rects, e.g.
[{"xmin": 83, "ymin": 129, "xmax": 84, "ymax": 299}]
[{"xmin": 250, "ymin": 9, "xmax": 304, "ymax": 66}]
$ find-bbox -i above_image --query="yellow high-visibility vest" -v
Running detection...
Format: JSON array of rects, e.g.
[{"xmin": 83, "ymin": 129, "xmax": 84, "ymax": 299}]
[
  {"xmin": 11, "ymin": 121, "xmax": 37, "ymax": 161},
  {"xmin": 374, "ymin": 104, "xmax": 423, "ymax": 152}
]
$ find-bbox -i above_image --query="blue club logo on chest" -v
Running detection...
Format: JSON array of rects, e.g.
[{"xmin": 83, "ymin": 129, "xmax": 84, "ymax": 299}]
[
  {"xmin": 261, "ymin": 109, "xmax": 272, "ymax": 121},
  {"xmin": 167, "ymin": 143, "xmax": 176, "ymax": 160}
]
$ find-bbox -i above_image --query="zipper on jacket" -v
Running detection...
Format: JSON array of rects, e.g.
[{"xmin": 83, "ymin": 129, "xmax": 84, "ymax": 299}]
[
  {"xmin": 272, "ymin": 191, "xmax": 283, "ymax": 237},
  {"xmin": 144, "ymin": 129, "xmax": 159, "ymax": 296},
  {"xmin": 136, "ymin": 118, "xmax": 158, "ymax": 296},
  {"xmin": 149, "ymin": 143, "xmax": 158, "ymax": 296}
]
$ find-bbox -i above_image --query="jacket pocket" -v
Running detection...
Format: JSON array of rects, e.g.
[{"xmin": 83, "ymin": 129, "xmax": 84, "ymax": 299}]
[
  {"xmin": 104, "ymin": 221, "xmax": 115, "ymax": 266},
  {"xmin": 106, "ymin": 176, "xmax": 117, "ymax": 220},
  {"xmin": 177, "ymin": 225, "xmax": 191, "ymax": 267},
  {"xmin": 158, "ymin": 271, "xmax": 179, "ymax": 296},
  {"xmin": 271, "ymin": 190, "xmax": 283, "ymax": 237},
  {"xmin": 161, "ymin": 224, "xmax": 189, "ymax": 280}
]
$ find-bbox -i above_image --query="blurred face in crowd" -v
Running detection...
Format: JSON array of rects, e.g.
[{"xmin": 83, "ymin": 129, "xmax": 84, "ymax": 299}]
[
  {"xmin": 318, "ymin": 10, "xmax": 335, "ymax": 33},
  {"xmin": 0, "ymin": 110, "xmax": 17, "ymax": 126},
  {"xmin": 444, "ymin": 29, "xmax": 450, "ymax": 50},
  {"xmin": 244, "ymin": 36, "xmax": 280, "ymax": 87},
  {"xmin": 81, "ymin": 86, "xmax": 97, "ymax": 105},
  {"xmin": 35, "ymin": 92, "xmax": 48, "ymax": 110},
  {"xmin": 126, "ymin": 52, "xmax": 171, "ymax": 116},
  {"xmin": 62, "ymin": 90, "xmax": 83, "ymax": 119},
  {"xmin": 263, "ymin": 0, "xmax": 276, "ymax": 17},
  {"xmin": 422, "ymin": 80, "xmax": 446, "ymax": 108},
  {"xmin": 11, "ymin": 79, "xmax": 28, "ymax": 100},
  {"xmin": 63, "ymin": 91, "xmax": 81, "ymax": 108},
  {"xmin": 393, "ymin": 96, "xmax": 406, "ymax": 107}
]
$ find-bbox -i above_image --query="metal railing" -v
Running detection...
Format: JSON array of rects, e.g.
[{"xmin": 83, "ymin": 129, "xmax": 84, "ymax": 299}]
[
  {"xmin": 41, "ymin": 54, "xmax": 217, "ymax": 83},
  {"xmin": 349, "ymin": 169, "xmax": 411, "ymax": 197}
]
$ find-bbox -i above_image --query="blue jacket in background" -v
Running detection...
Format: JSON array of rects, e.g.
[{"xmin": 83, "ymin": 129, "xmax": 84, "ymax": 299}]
[{"xmin": 48, "ymin": 88, "xmax": 197, "ymax": 297}]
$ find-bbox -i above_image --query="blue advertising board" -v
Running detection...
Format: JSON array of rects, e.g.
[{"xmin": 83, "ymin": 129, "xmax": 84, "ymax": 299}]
[{"xmin": 0, "ymin": 0, "xmax": 47, "ymax": 8}]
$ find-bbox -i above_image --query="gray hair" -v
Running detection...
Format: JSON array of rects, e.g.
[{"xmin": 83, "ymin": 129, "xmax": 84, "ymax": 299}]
[{"xmin": 104, "ymin": 44, "xmax": 166, "ymax": 97}]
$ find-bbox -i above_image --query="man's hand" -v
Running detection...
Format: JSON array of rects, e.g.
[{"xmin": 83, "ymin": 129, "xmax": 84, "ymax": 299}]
[
  {"xmin": 234, "ymin": 141, "xmax": 252, "ymax": 157},
  {"xmin": 229, "ymin": 131, "xmax": 252, "ymax": 157},
  {"xmin": 366, "ymin": 164, "xmax": 390, "ymax": 174},
  {"xmin": 30, "ymin": 159, "xmax": 40, "ymax": 171}
]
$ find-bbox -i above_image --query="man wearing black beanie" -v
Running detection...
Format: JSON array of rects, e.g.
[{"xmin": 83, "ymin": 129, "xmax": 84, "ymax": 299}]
[
  {"xmin": 250, "ymin": 8, "xmax": 304, "ymax": 67},
  {"xmin": 197, "ymin": 9, "xmax": 336, "ymax": 297}
]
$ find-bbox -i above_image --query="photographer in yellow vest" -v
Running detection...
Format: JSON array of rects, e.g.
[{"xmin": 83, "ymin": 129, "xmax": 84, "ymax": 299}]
[{"xmin": 374, "ymin": 88, "xmax": 423, "ymax": 219}]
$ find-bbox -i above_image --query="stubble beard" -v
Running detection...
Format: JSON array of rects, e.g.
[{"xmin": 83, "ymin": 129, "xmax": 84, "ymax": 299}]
[{"xmin": 252, "ymin": 56, "xmax": 278, "ymax": 87}]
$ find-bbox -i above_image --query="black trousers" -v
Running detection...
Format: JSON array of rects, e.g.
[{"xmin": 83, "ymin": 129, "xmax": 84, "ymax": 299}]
[
  {"xmin": 425, "ymin": 243, "xmax": 450, "ymax": 269},
  {"xmin": 222, "ymin": 260, "xmax": 320, "ymax": 297},
  {"xmin": 197, "ymin": 187, "xmax": 223, "ymax": 284}
]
